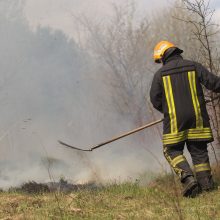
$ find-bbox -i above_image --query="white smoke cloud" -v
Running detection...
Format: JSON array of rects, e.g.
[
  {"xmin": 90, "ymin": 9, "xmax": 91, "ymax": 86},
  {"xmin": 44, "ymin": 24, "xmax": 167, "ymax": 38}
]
[{"xmin": 0, "ymin": 1, "xmax": 163, "ymax": 189}]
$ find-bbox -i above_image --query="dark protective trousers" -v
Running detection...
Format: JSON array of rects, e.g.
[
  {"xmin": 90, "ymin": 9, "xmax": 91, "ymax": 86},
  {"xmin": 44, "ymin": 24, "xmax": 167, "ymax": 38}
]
[{"xmin": 163, "ymin": 141, "xmax": 213, "ymax": 189}]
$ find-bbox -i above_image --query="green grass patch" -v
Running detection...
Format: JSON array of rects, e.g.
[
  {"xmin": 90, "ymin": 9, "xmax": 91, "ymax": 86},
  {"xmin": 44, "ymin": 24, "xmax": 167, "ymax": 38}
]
[{"xmin": 0, "ymin": 170, "xmax": 219, "ymax": 219}]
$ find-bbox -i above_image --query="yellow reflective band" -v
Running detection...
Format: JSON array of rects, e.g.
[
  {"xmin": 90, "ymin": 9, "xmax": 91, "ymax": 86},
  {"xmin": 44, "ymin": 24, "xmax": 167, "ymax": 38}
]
[
  {"xmin": 163, "ymin": 135, "xmax": 213, "ymax": 145},
  {"xmin": 163, "ymin": 147, "xmax": 184, "ymax": 177},
  {"xmin": 188, "ymin": 71, "xmax": 203, "ymax": 128},
  {"xmin": 163, "ymin": 130, "xmax": 186, "ymax": 139},
  {"xmin": 162, "ymin": 127, "xmax": 213, "ymax": 145},
  {"xmin": 188, "ymin": 131, "xmax": 211, "ymax": 135},
  {"xmin": 163, "ymin": 127, "xmax": 212, "ymax": 139},
  {"xmin": 168, "ymin": 76, "xmax": 178, "ymax": 132},
  {"xmin": 188, "ymin": 133, "xmax": 212, "ymax": 138},
  {"xmin": 163, "ymin": 136, "xmax": 186, "ymax": 145},
  {"xmin": 194, "ymin": 163, "xmax": 211, "ymax": 172},
  {"xmin": 170, "ymin": 155, "xmax": 186, "ymax": 167},
  {"xmin": 163, "ymin": 76, "xmax": 177, "ymax": 133},
  {"xmin": 189, "ymin": 127, "xmax": 211, "ymax": 132}
]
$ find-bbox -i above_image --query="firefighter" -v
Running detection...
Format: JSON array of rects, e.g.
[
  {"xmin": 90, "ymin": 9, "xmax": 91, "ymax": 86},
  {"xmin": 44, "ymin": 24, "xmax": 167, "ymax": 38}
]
[{"xmin": 150, "ymin": 41, "xmax": 220, "ymax": 197}]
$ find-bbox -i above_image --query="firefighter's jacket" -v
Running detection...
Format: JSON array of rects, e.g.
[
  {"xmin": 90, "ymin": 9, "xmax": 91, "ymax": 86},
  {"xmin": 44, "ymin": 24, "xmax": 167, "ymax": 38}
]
[{"xmin": 150, "ymin": 54, "xmax": 220, "ymax": 146}]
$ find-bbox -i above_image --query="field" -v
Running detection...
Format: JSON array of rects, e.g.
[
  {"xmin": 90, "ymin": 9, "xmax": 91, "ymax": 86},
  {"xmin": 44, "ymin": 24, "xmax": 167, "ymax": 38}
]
[{"xmin": 0, "ymin": 169, "xmax": 220, "ymax": 220}]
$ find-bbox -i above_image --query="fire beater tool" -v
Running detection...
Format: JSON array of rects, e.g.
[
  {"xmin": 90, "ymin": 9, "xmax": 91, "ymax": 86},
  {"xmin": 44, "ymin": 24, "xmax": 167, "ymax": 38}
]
[{"xmin": 58, "ymin": 95, "xmax": 220, "ymax": 152}]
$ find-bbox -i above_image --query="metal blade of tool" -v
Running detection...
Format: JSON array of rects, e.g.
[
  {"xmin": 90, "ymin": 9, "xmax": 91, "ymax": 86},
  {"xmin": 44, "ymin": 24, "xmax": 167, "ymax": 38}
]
[{"xmin": 58, "ymin": 140, "xmax": 92, "ymax": 151}]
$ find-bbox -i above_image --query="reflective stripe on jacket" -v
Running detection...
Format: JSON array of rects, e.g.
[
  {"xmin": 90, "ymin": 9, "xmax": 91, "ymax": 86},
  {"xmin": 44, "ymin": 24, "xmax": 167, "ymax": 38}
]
[{"xmin": 150, "ymin": 55, "xmax": 220, "ymax": 146}]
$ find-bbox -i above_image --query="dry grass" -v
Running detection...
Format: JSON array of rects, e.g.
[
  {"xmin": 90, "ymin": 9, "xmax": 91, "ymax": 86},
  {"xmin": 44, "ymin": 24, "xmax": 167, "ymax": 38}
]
[{"xmin": 0, "ymin": 169, "xmax": 219, "ymax": 220}]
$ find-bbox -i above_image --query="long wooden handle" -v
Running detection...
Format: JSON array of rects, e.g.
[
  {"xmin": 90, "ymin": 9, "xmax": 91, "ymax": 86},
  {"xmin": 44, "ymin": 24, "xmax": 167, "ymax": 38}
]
[
  {"xmin": 58, "ymin": 118, "xmax": 163, "ymax": 151},
  {"xmin": 91, "ymin": 118, "xmax": 163, "ymax": 151}
]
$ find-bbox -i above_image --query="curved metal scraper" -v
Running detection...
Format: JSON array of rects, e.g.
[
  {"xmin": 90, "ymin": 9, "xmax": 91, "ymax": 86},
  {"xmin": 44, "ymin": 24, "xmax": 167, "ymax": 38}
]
[{"xmin": 58, "ymin": 140, "xmax": 92, "ymax": 152}]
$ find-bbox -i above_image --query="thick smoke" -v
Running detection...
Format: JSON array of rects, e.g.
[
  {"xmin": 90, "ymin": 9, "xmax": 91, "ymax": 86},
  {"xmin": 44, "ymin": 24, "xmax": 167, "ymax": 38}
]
[{"xmin": 0, "ymin": 1, "xmax": 163, "ymax": 189}]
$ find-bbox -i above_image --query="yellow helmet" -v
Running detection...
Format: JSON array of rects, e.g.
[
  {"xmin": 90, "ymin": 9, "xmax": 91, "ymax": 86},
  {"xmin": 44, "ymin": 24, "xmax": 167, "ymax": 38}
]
[{"xmin": 153, "ymin": 41, "xmax": 176, "ymax": 63}]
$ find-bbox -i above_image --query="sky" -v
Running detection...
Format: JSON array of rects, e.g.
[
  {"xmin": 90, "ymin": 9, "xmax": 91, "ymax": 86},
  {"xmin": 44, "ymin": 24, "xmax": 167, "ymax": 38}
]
[
  {"xmin": 24, "ymin": 0, "xmax": 220, "ymax": 40},
  {"xmin": 24, "ymin": 0, "xmax": 167, "ymax": 39}
]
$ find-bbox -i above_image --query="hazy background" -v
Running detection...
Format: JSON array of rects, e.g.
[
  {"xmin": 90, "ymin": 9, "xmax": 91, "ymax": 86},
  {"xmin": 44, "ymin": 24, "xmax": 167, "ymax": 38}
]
[
  {"xmin": 0, "ymin": 0, "xmax": 161, "ymax": 188},
  {"xmin": 0, "ymin": 0, "xmax": 219, "ymax": 188}
]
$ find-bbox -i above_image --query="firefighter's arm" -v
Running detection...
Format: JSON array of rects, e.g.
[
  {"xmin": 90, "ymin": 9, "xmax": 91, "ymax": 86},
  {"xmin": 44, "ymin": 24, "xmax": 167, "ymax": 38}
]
[
  {"xmin": 197, "ymin": 63, "xmax": 220, "ymax": 92},
  {"xmin": 150, "ymin": 71, "xmax": 163, "ymax": 113}
]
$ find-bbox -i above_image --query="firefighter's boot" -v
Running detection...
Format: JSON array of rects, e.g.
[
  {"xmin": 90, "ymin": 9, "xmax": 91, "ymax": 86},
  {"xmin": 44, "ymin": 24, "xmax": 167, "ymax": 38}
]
[
  {"xmin": 194, "ymin": 163, "xmax": 214, "ymax": 192},
  {"xmin": 196, "ymin": 174, "xmax": 214, "ymax": 192},
  {"xmin": 182, "ymin": 175, "xmax": 199, "ymax": 198}
]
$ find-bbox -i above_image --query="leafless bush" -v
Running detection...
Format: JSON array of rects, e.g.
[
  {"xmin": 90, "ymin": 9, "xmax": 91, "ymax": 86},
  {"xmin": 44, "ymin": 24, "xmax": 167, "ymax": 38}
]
[{"xmin": 175, "ymin": 0, "xmax": 220, "ymax": 157}]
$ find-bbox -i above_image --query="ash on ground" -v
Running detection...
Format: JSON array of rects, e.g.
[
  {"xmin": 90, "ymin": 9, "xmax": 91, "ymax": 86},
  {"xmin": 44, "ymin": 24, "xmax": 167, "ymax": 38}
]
[{"xmin": 7, "ymin": 179, "xmax": 101, "ymax": 194}]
